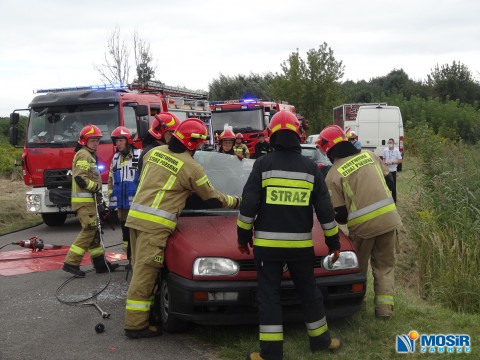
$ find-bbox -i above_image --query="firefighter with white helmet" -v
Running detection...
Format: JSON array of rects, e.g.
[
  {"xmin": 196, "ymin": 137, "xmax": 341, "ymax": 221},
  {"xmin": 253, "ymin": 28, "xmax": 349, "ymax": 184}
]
[
  {"xmin": 346, "ymin": 130, "xmax": 362, "ymax": 150},
  {"xmin": 124, "ymin": 118, "xmax": 241, "ymax": 339},
  {"xmin": 317, "ymin": 125, "xmax": 402, "ymax": 319},
  {"xmin": 238, "ymin": 110, "xmax": 341, "ymax": 359},
  {"xmin": 108, "ymin": 126, "xmax": 141, "ymax": 263},
  {"xmin": 233, "ymin": 132, "xmax": 250, "ymax": 159},
  {"xmin": 63, "ymin": 125, "xmax": 119, "ymax": 277}
]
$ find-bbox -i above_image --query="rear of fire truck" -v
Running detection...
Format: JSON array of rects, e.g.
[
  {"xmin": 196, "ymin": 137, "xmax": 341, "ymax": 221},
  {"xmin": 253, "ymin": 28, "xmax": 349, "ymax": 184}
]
[
  {"xmin": 8, "ymin": 84, "xmax": 165, "ymax": 226},
  {"xmin": 210, "ymin": 99, "xmax": 304, "ymax": 156}
]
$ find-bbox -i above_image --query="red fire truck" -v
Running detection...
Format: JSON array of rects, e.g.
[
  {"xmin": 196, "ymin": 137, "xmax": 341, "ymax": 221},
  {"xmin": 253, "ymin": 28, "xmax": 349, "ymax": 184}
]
[
  {"xmin": 8, "ymin": 81, "xmax": 209, "ymax": 226},
  {"xmin": 210, "ymin": 99, "xmax": 307, "ymax": 156}
]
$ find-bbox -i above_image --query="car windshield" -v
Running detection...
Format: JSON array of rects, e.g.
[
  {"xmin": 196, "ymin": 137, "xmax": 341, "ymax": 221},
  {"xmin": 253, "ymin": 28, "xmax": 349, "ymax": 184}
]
[
  {"xmin": 301, "ymin": 147, "xmax": 332, "ymax": 166},
  {"xmin": 182, "ymin": 151, "xmax": 254, "ymax": 215},
  {"xmin": 211, "ymin": 108, "xmax": 263, "ymax": 133},
  {"xmin": 26, "ymin": 104, "xmax": 119, "ymax": 147}
]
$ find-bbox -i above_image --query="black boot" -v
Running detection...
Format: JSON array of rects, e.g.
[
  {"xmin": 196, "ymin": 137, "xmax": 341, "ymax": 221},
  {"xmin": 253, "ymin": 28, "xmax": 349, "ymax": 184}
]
[
  {"xmin": 125, "ymin": 325, "xmax": 162, "ymax": 339},
  {"xmin": 63, "ymin": 263, "xmax": 86, "ymax": 277},
  {"xmin": 92, "ymin": 255, "xmax": 120, "ymax": 273}
]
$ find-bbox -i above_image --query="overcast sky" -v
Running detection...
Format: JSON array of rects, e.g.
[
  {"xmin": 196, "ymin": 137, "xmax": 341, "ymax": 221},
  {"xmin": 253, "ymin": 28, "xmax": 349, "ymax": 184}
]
[{"xmin": 1, "ymin": 0, "xmax": 479, "ymax": 116}]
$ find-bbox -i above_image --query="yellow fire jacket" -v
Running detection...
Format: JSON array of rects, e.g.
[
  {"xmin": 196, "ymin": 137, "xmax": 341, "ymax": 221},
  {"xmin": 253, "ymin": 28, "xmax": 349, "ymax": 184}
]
[
  {"xmin": 71, "ymin": 146, "xmax": 102, "ymax": 211},
  {"xmin": 326, "ymin": 151, "xmax": 402, "ymax": 238},
  {"xmin": 125, "ymin": 145, "xmax": 240, "ymax": 234}
]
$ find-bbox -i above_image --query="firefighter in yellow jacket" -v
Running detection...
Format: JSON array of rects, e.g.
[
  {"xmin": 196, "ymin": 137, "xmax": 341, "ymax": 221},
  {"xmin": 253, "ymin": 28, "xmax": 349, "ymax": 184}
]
[
  {"xmin": 63, "ymin": 125, "xmax": 119, "ymax": 277},
  {"xmin": 317, "ymin": 125, "xmax": 402, "ymax": 319},
  {"xmin": 124, "ymin": 118, "xmax": 241, "ymax": 339}
]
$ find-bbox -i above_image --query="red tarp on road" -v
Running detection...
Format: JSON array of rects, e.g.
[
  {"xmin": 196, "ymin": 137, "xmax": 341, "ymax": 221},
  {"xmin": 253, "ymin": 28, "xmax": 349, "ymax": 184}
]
[{"xmin": 0, "ymin": 246, "xmax": 126, "ymax": 276}]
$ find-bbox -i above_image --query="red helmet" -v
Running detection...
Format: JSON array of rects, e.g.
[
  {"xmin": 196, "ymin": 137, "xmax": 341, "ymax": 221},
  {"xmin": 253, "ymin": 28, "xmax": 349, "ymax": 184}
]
[
  {"xmin": 219, "ymin": 129, "xmax": 236, "ymax": 142},
  {"xmin": 149, "ymin": 112, "xmax": 180, "ymax": 140},
  {"xmin": 268, "ymin": 110, "xmax": 301, "ymax": 138},
  {"xmin": 235, "ymin": 133, "xmax": 244, "ymax": 139},
  {"xmin": 78, "ymin": 125, "xmax": 102, "ymax": 146},
  {"xmin": 172, "ymin": 118, "xmax": 209, "ymax": 151},
  {"xmin": 111, "ymin": 126, "xmax": 133, "ymax": 144},
  {"xmin": 317, "ymin": 125, "xmax": 347, "ymax": 154}
]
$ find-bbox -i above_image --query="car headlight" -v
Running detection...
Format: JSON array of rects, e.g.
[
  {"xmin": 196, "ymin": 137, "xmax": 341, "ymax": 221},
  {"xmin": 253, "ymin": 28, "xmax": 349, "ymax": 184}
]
[
  {"xmin": 193, "ymin": 257, "xmax": 239, "ymax": 276},
  {"xmin": 26, "ymin": 194, "xmax": 41, "ymax": 212},
  {"xmin": 322, "ymin": 251, "xmax": 358, "ymax": 271}
]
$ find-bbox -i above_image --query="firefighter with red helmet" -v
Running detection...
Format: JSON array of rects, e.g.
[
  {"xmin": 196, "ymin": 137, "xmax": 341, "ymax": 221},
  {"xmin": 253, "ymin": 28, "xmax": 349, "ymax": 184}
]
[
  {"xmin": 218, "ymin": 129, "xmax": 236, "ymax": 155},
  {"xmin": 108, "ymin": 126, "xmax": 141, "ymax": 263},
  {"xmin": 63, "ymin": 125, "xmax": 119, "ymax": 277},
  {"xmin": 317, "ymin": 125, "xmax": 402, "ymax": 319},
  {"xmin": 237, "ymin": 110, "xmax": 341, "ymax": 359},
  {"xmin": 138, "ymin": 112, "xmax": 180, "ymax": 174},
  {"xmin": 233, "ymin": 132, "xmax": 250, "ymax": 159},
  {"xmin": 123, "ymin": 118, "xmax": 241, "ymax": 339}
]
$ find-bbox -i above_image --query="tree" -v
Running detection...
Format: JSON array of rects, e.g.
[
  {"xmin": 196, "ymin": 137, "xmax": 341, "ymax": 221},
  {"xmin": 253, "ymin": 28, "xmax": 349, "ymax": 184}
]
[
  {"xmin": 427, "ymin": 61, "xmax": 480, "ymax": 105},
  {"xmin": 133, "ymin": 29, "xmax": 156, "ymax": 83},
  {"xmin": 94, "ymin": 27, "xmax": 130, "ymax": 84},
  {"xmin": 271, "ymin": 43, "xmax": 344, "ymax": 132},
  {"xmin": 208, "ymin": 72, "xmax": 274, "ymax": 100}
]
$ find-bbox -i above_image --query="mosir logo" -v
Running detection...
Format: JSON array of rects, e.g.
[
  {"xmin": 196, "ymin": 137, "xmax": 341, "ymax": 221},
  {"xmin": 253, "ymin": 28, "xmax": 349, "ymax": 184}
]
[{"xmin": 396, "ymin": 330, "xmax": 471, "ymax": 354}]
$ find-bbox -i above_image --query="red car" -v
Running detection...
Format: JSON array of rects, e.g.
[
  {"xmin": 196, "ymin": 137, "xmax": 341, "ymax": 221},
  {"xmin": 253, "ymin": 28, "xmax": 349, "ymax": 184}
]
[{"xmin": 151, "ymin": 152, "xmax": 366, "ymax": 332}]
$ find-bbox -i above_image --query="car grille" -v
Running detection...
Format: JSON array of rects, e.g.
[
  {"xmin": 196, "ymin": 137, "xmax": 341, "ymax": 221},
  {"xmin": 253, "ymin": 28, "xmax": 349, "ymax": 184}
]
[
  {"xmin": 44, "ymin": 169, "xmax": 71, "ymax": 188},
  {"xmin": 238, "ymin": 256, "xmax": 324, "ymax": 271}
]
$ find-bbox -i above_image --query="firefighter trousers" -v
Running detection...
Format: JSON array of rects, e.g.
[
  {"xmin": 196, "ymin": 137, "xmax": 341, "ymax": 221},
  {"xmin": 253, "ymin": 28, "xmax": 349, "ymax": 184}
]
[
  {"xmin": 117, "ymin": 209, "xmax": 131, "ymax": 260},
  {"xmin": 352, "ymin": 229, "xmax": 397, "ymax": 317},
  {"xmin": 124, "ymin": 227, "xmax": 169, "ymax": 331},
  {"xmin": 256, "ymin": 258, "xmax": 331, "ymax": 360},
  {"xmin": 64, "ymin": 206, "xmax": 103, "ymax": 266}
]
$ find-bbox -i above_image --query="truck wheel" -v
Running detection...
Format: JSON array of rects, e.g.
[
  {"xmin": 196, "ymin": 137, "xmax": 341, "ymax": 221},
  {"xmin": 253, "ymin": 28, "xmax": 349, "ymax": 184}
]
[
  {"xmin": 42, "ymin": 213, "xmax": 67, "ymax": 226},
  {"xmin": 160, "ymin": 278, "xmax": 188, "ymax": 333}
]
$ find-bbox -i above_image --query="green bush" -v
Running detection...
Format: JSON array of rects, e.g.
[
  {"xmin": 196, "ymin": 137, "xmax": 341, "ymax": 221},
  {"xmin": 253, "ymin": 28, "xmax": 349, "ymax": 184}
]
[{"xmin": 404, "ymin": 124, "xmax": 480, "ymax": 313}]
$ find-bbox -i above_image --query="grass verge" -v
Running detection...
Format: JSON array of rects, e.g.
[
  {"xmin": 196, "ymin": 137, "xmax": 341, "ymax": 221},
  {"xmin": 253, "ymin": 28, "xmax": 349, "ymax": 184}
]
[{"xmin": 0, "ymin": 178, "xmax": 43, "ymax": 235}]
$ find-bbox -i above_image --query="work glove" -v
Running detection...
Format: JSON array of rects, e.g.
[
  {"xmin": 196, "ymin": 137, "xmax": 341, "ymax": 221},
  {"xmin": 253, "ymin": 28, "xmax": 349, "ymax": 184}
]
[
  {"xmin": 329, "ymin": 249, "xmax": 340, "ymax": 264},
  {"xmin": 236, "ymin": 154, "xmax": 244, "ymax": 161},
  {"xmin": 237, "ymin": 237, "xmax": 253, "ymax": 255},
  {"xmin": 95, "ymin": 191, "xmax": 107, "ymax": 214}
]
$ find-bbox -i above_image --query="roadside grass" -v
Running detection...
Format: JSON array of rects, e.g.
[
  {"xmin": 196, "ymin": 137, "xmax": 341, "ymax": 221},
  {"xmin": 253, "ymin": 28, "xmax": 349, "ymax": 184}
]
[
  {"xmin": 0, "ymin": 178, "xmax": 43, "ymax": 235},
  {"xmin": 195, "ymin": 157, "xmax": 479, "ymax": 359}
]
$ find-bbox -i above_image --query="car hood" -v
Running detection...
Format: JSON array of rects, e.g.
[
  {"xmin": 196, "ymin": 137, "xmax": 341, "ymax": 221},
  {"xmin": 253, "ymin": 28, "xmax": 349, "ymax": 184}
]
[{"xmin": 165, "ymin": 214, "xmax": 355, "ymax": 279}]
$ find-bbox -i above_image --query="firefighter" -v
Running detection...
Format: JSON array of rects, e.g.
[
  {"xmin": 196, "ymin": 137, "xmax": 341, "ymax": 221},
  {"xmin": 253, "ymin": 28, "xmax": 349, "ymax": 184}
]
[
  {"xmin": 253, "ymin": 133, "xmax": 272, "ymax": 159},
  {"xmin": 63, "ymin": 125, "xmax": 119, "ymax": 277},
  {"xmin": 233, "ymin": 133, "xmax": 250, "ymax": 159},
  {"xmin": 218, "ymin": 129, "xmax": 236, "ymax": 155},
  {"xmin": 317, "ymin": 125, "xmax": 402, "ymax": 319},
  {"xmin": 346, "ymin": 130, "xmax": 362, "ymax": 150},
  {"xmin": 137, "ymin": 112, "xmax": 180, "ymax": 174},
  {"xmin": 124, "ymin": 118, "xmax": 241, "ymax": 339},
  {"xmin": 238, "ymin": 110, "xmax": 341, "ymax": 360},
  {"xmin": 108, "ymin": 126, "xmax": 141, "ymax": 264}
]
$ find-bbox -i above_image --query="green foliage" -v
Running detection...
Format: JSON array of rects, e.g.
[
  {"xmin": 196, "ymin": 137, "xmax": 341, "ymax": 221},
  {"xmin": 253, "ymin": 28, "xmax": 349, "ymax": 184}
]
[
  {"xmin": 208, "ymin": 72, "xmax": 275, "ymax": 101},
  {"xmin": 403, "ymin": 125, "xmax": 480, "ymax": 313},
  {"xmin": 0, "ymin": 117, "xmax": 26, "ymax": 177},
  {"xmin": 427, "ymin": 61, "xmax": 480, "ymax": 104},
  {"xmin": 270, "ymin": 43, "xmax": 344, "ymax": 133}
]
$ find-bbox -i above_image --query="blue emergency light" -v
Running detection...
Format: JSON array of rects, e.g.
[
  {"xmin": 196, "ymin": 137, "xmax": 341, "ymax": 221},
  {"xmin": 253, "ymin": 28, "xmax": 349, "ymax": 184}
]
[{"xmin": 34, "ymin": 83, "xmax": 129, "ymax": 94}]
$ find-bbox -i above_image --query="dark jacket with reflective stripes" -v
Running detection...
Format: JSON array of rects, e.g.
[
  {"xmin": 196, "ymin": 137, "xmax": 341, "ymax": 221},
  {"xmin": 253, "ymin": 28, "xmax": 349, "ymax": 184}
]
[{"xmin": 237, "ymin": 148, "xmax": 340, "ymax": 261}]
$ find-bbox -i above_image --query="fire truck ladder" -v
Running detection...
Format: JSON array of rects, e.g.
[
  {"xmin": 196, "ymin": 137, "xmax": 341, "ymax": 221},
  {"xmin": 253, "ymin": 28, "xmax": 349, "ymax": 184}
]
[{"xmin": 129, "ymin": 80, "xmax": 208, "ymax": 100}]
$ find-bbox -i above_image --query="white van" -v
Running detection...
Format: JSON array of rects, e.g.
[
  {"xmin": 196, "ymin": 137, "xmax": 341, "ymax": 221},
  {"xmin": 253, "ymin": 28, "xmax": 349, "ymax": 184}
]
[
  {"xmin": 306, "ymin": 134, "xmax": 319, "ymax": 145},
  {"xmin": 355, "ymin": 105, "xmax": 404, "ymax": 162}
]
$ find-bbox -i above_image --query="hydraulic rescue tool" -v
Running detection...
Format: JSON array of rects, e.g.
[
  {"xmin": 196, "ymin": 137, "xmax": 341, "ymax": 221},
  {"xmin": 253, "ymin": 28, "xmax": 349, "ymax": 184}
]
[{"xmin": 13, "ymin": 236, "xmax": 62, "ymax": 251}]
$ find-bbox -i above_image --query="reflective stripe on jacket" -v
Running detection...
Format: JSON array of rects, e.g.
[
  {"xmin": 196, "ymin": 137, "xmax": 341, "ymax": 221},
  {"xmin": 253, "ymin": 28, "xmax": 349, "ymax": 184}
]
[
  {"xmin": 71, "ymin": 147, "xmax": 102, "ymax": 210},
  {"xmin": 326, "ymin": 151, "xmax": 402, "ymax": 238},
  {"xmin": 125, "ymin": 145, "xmax": 239, "ymax": 234},
  {"xmin": 108, "ymin": 148, "xmax": 140, "ymax": 209}
]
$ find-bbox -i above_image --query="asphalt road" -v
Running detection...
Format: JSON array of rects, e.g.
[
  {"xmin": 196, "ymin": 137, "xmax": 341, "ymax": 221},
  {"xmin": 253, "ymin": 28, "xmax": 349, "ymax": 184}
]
[{"xmin": 0, "ymin": 217, "xmax": 220, "ymax": 360}]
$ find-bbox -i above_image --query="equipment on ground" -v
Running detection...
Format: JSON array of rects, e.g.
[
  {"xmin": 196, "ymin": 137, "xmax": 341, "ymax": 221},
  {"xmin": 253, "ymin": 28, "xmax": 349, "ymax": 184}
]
[
  {"xmin": 95, "ymin": 323, "xmax": 105, "ymax": 333},
  {"xmin": 13, "ymin": 236, "xmax": 62, "ymax": 252},
  {"xmin": 83, "ymin": 291, "xmax": 111, "ymax": 319}
]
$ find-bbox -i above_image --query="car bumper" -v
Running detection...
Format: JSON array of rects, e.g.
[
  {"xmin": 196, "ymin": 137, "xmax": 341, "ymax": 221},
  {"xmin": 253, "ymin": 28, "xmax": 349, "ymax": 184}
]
[{"xmin": 162, "ymin": 271, "xmax": 366, "ymax": 326}]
